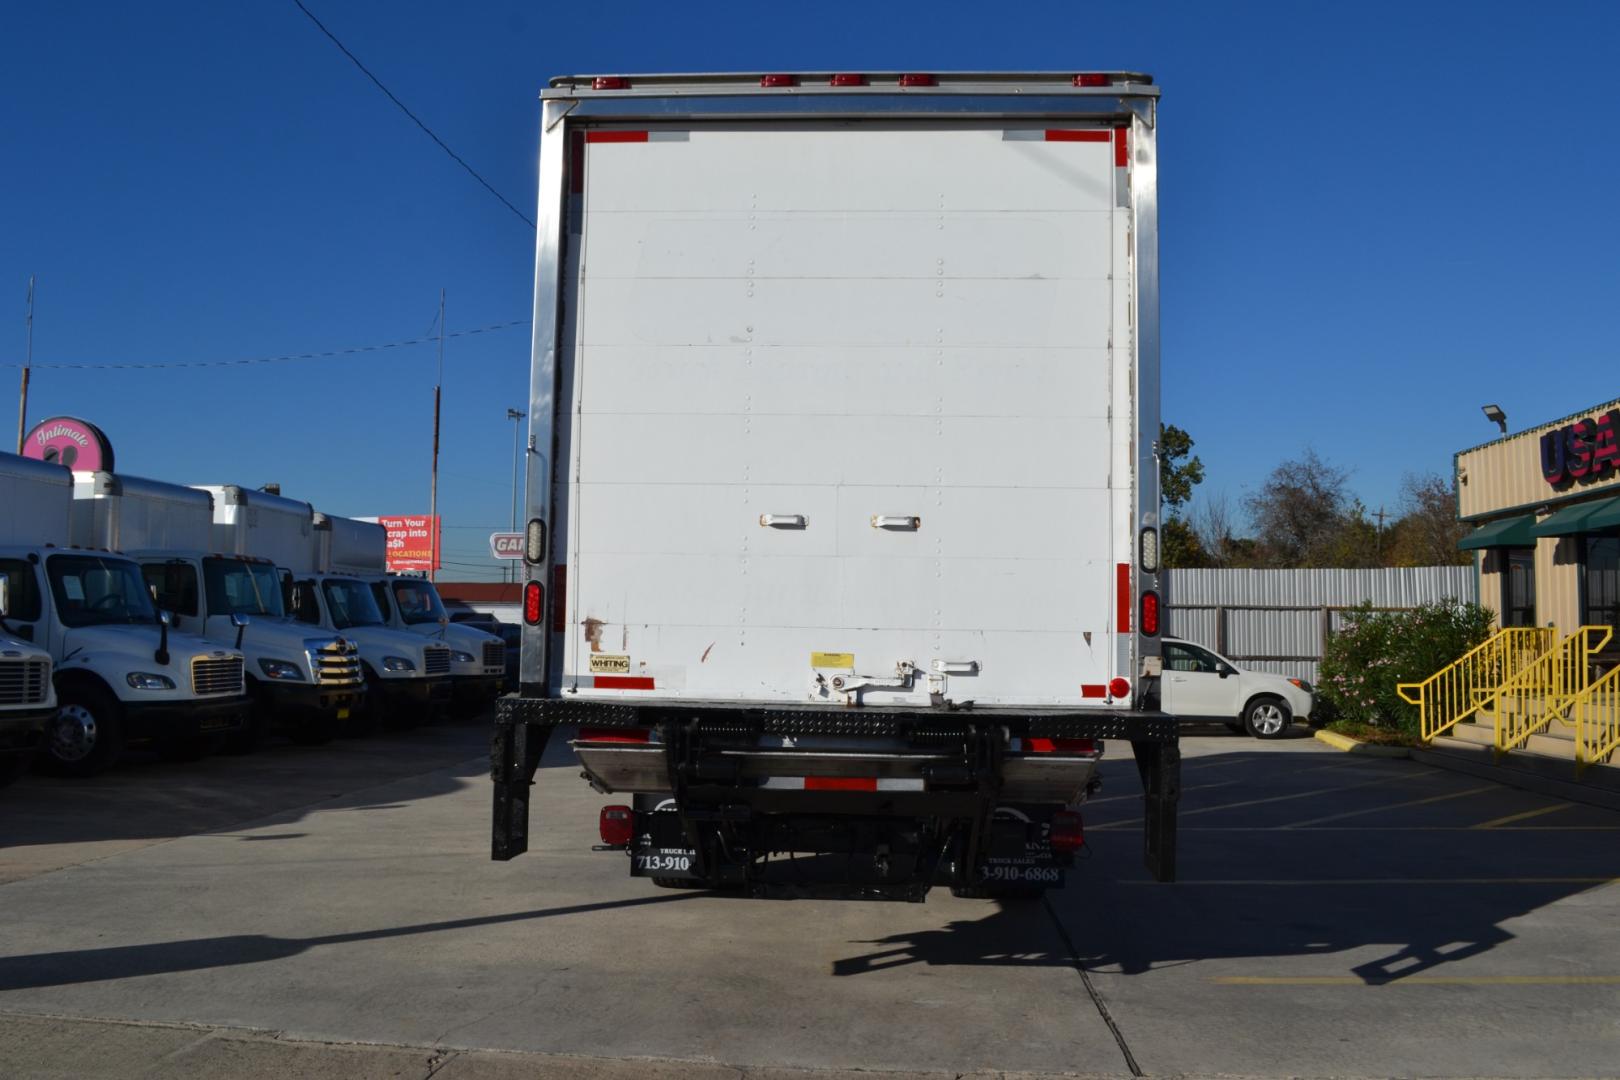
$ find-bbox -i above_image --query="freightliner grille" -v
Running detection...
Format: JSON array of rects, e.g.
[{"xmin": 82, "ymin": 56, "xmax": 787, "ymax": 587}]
[
  {"xmin": 310, "ymin": 640, "xmax": 363, "ymax": 686},
  {"xmin": 0, "ymin": 658, "xmax": 50, "ymax": 706},
  {"xmin": 424, "ymin": 646, "xmax": 451, "ymax": 677},
  {"xmin": 191, "ymin": 656, "xmax": 245, "ymax": 696},
  {"xmin": 482, "ymin": 641, "xmax": 505, "ymax": 671}
]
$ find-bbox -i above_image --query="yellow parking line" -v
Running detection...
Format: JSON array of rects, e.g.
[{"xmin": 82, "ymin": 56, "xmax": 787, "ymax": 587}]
[
  {"xmin": 1213, "ymin": 975, "xmax": 1620, "ymax": 986},
  {"xmin": 1091, "ymin": 769, "xmax": 1441, "ymax": 829},
  {"xmin": 1283, "ymin": 784, "xmax": 1498, "ymax": 828},
  {"xmin": 1472, "ymin": 803, "xmax": 1575, "ymax": 829},
  {"xmin": 1119, "ymin": 877, "xmax": 1619, "ymax": 886}
]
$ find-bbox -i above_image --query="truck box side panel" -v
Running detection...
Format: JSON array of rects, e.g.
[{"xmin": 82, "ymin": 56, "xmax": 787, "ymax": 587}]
[
  {"xmin": 559, "ymin": 124, "xmax": 1132, "ymax": 707},
  {"xmin": 70, "ymin": 473, "xmax": 213, "ymax": 552}
]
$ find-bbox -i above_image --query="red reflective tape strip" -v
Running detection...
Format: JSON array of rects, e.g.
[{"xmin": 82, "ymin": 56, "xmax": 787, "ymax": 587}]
[
  {"xmin": 1081, "ymin": 684, "xmax": 1108, "ymax": 699},
  {"xmin": 577, "ymin": 726, "xmax": 649, "ymax": 743},
  {"xmin": 1117, "ymin": 562, "xmax": 1132, "ymax": 634},
  {"xmin": 586, "ymin": 130, "xmax": 648, "ymax": 143},
  {"xmin": 1045, "ymin": 129, "xmax": 1111, "ymax": 142},
  {"xmin": 1114, "ymin": 126, "xmax": 1129, "ymax": 167},
  {"xmin": 804, "ymin": 777, "xmax": 877, "ymax": 792},
  {"xmin": 1025, "ymin": 737, "xmax": 1097, "ymax": 753},
  {"xmin": 593, "ymin": 676, "xmax": 655, "ymax": 690}
]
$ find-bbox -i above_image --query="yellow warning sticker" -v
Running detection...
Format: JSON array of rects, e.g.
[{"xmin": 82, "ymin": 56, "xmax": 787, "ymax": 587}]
[
  {"xmin": 589, "ymin": 654, "xmax": 631, "ymax": 674},
  {"xmin": 811, "ymin": 651, "xmax": 855, "ymax": 670}
]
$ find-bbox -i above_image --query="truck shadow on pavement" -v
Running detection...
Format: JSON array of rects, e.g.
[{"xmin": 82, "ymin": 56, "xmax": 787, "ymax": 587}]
[
  {"xmin": 834, "ymin": 745, "xmax": 1619, "ymax": 984},
  {"xmin": 0, "ymin": 892, "xmax": 704, "ymax": 993}
]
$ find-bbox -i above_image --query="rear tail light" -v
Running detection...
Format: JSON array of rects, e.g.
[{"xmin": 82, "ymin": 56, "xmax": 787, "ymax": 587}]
[
  {"xmin": 1139, "ymin": 526, "xmax": 1159, "ymax": 573},
  {"xmin": 760, "ymin": 73, "xmax": 797, "ymax": 87},
  {"xmin": 523, "ymin": 580, "xmax": 543, "ymax": 626},
  {"xmin": 1109, "ymin": 676, "xmax": 1131, "ymax": 701},
  {"xmin": 1073, "ymin": 73, "xmax": 1110, "ymax": 87},
  {"xmin": 898, "ymin": 73, "xmax": 936, "ymax": 87},
  {"xmin": 1050, "ymin": 811, "xmax": 1085, "ymax": 853},
  {"xmin": 525, "ymin": 517, "xmax": 547, "ymax": 564},
  {"xmin": 830, "ymin": 73, "xmax": 866, "ymax": 86},
  {"xmin": 1140, "ymin": 591, "xmax": 1161, "ymax": 637},
  {"xmin": 591, "ymin": 76, "xmax": 630, "ymax": 90},
  {"xmin": 599, "ymin": 805, "xmax": 634, "ymax": 847}
]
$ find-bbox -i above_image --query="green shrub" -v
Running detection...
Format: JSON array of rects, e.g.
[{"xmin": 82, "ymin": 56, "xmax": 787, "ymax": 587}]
[{"xmin": 1318, "ymin": 599, "xmax": 1496, "ymax": 735}]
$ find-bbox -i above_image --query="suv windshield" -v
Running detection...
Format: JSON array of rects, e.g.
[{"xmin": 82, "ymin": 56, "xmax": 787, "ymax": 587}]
[
  {"xmin": 204, "ymin": 558, "xmax": 286, "ymax": 618},
  {"xmin": 390, "ymin": 579, "xmax": 447, "ymax": 625},
  {"xmin": 47, "ymin": 554, "xmax": 158, "ymax": 628},
  {"xmin": 321, "ymin": 577, "xmax": 384, "ymax": 629}
]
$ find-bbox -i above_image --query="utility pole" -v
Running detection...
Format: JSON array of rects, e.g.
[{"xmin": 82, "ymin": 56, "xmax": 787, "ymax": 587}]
[
  {"xmin": 507, "ymin": 407, "xmax": 526, "ymax": 584},
  {"xmin": 429, "ymin": 290, "xmax": 444, "ymax": 583},
  {"xmin": 1375, "ymin": 505, "xmax": 1387, "ymax": 563},
  {"xmin": 16, "ymin": 275, "xmax": 34, "ymax": 454}
]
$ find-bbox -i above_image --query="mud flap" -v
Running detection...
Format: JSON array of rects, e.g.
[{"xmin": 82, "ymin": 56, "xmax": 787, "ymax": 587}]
[
  {"xmin": 1131, "ymin": 737, "xmax": 1180, "ymax": 883},
  {"xmin": 491, "ymin": 719, "xmax": 550, "ymax": 860}
]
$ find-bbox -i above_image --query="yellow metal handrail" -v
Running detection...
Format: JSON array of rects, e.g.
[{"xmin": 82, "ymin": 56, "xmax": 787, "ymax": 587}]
[
  {"xmin": 1564, "ymin": 664, "xmax": 1620, "ymax": 777},
  {"xmin": 1486, "ymin": 626, "xmax": 1612, "ymax": 757},
  {"xmin": 1397, "ymin": 627, "xmax": 1556, "ymax": 743}
]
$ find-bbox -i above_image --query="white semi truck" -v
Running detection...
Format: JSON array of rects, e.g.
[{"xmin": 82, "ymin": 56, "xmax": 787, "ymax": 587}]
[
  {"xmin": 327, "ymin": 514, "xmax": 506, "ymax": 714},
  {"xmin": 69, "ymin": 473, "xmax": 365, "ymax": 748},
  {"xmin": 0, "ymin": 579, "xmax": 56, "ymax": 787},
  {"xmin": 492, "ymin": 72, "xmax": 1179, "ymax": 898},
  {"xmin": 0, "ymin": 452, "xmax": 249, "ymax": 776},
  {"xmin": 198, "ymin": 486, "xmax": 453, "ymax": 730}
]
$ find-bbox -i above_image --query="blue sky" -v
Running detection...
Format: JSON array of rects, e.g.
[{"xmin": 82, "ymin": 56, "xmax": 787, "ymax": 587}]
[{"xmin": 5, "ymin": 1, "xmax": 1619, "ymax": 578}]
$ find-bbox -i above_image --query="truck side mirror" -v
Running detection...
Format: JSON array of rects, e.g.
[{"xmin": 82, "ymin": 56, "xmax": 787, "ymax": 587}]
[
  {"xmin": 0, "ymin": 573, "xmax": 9, "ymax": 618},
  {"xmin": 231, "ymin": 612, "xmax": 250, "ymax": 629},
  {"xmin": 158, "ymin": 610, "xmax": 172, "ymax": 626}
]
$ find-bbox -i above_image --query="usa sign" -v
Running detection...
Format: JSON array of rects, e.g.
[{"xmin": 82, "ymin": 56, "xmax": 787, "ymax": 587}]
[
  {"xmin": 1541, "ymin": 411, "xmax": 1620, "ymax": 488},
  {"xmin": 489, "ymin": 532, "xmax": 524, "ymax": 560}
]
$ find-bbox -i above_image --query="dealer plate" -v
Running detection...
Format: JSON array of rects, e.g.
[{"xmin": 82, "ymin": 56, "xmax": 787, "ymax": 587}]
[{"xmin": 631, "ymin": 846, "xmax": 699, "ymax": 879}]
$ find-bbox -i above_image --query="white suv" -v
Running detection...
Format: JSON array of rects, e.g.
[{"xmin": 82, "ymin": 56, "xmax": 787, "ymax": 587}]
[{"xmin": 1159, "ymin": 637, "xmax": 1315, "ymax": 739}]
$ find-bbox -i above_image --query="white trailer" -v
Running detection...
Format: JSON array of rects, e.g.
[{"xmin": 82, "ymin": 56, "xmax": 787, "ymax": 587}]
[
  {"xmin": 0, "ymin": 457, "xmax": 59, "ymax": 785},
  {"xmin": 494, "ymin": 72, "xmax": 1177, "ymax": 897},
  {"xmin": 71, "ymin": 474, "xmax": 364, "ymax": 747},
  {"xmin": 0, "ymin": 454, "xmax": 248, "ymax": 776}
]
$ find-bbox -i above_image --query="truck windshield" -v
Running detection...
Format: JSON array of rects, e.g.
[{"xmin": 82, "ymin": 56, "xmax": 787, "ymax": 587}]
[
  {"xmin": 203, "ymin": 558, "xmax": 286, "ymax": 618},
  {"xmin": 390, "ymin": 579, "xmax": 447, "ymax": 625},
  {"xmin": 321, "ymin": 578, "xmax": 384, "ymax": 629},
  {"xmin": 47, "ymin": 554, "xmax": 159, "ymax": 628}
]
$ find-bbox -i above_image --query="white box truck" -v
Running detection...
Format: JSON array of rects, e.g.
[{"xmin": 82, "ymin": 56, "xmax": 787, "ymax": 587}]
[
  {"xmin": 0, "ymin": 452, "xmax": 249, "ymax": 776},
  {"xmin": 199, "ymin": 486, "xmax": 453, "ymax": 729},
  {"xmin": 330, "ymin": 515, "xmax": 507, "ymax": 713},
  {"xmin": 70, "ymin": 473, "xmax": 365, "ymax": 748},
  {"xmin": 492, "ymin": 72, "xmax": 1178, "ymax": 898}
]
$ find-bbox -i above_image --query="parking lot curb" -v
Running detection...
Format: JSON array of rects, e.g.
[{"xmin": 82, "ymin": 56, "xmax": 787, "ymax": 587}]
[{"xmin": 1314, "ymin": 729, "xmax": 1410, "ymax": 758}]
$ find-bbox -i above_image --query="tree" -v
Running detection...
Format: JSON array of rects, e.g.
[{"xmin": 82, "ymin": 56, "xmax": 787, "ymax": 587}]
[
  {"xmin": 1388, "ymin": 472, "xmax": 1471, "ymax": 567},
  {"xmin": 1245, "ymin": 449, "xmax": 1358, "ymax": 568},
  {"xmin": 1159, "ymin": 424, "xmax": 1205, "ymax": 517},
  {"xmin": 1161, "ymin": 517, "xmax": 1209, "ymax": 568}
]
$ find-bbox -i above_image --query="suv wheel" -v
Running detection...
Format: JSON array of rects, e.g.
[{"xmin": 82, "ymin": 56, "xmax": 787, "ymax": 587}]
[{"xmin": 1244, "ymin": 695, "xmax": 1292, "ymax": 739}]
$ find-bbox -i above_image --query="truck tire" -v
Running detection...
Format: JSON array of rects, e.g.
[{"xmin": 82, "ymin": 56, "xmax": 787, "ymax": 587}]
[
  {"xmin": 45, "ymin": 685, "xmax": 125, "ymax": 777},
  {"xmin": 1244, "ymin": 695, "xmax": 1292, "ymax": 739}
]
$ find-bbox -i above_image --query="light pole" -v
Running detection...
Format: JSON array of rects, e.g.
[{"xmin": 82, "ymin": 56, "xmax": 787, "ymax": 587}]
[{"xmin": 507, "ymin": 408, "xmax": 526, "ymax": 583}]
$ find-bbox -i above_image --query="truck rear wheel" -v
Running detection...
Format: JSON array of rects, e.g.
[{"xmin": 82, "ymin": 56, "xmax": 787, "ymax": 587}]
[{"xmin": 45, "ymin": 685, "xmax": 124, "ymax": 778}]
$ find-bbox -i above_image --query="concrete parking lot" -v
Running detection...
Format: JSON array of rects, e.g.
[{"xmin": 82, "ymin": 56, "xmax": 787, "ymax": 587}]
[{"xmin": 2, "ymin": 722, "xmax": 1618, "ymax": 1079}]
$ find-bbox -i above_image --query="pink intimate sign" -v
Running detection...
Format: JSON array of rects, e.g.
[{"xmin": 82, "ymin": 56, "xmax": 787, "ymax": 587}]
[{"xmin": 22, "ymin": 416, "xmax": 115, "ymax": 472}]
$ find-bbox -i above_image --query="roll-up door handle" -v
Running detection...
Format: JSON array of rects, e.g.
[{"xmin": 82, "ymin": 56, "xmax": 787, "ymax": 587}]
[
  {"xmin": 759, "ymin": 514, "xmax": 807, "ymax": 528},
  {"xmin": 871, "ymin": 515, "xmax": 921, "ymax": 530}
]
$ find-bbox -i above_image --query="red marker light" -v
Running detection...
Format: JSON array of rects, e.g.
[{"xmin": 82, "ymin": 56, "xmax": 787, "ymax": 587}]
[
  {"xmin": 1049, "ymin": 811, "xmax": 1085, "ymax": 853},
  {"xmin": 1073, "ymin": 73, "xmax": 1110, "ymax": 87},
  {"xmin": 1140, "ymin": 590, "xmax": 1160, "ymax": 637},
  {"xmin": 760, "ymin": 74, "xmax": 797, "ymax": 87},
  {"xmin": 898, "ymin": 73, "xmax": 936, "ymax": 87},
  {"xmin": 599, "ymin": 805, "xmax": 634, "ymax": 847},
  {"xmin": 523, "ymin": 580, "xmax": 543, "ymax": 626},
  {"xmin": 1109, "ymin": 677, "xmax": 1131, "ymax": 701},
  {"xmin": 591, "ymin": 76, "xmax": 630, "ymax": 91},
  {"xmin": 830, "ymin": 73, "xmax": 866, "ymax": 86}
]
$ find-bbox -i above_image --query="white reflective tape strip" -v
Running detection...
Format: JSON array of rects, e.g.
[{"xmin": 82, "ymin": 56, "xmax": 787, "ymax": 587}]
[
  {"xmin": 875, "ymin": 778, "xmax": 925, "ymax": 791},
  {"xmin": 761, "ymin": 777, "xmax": 804, "ymax": 789}
]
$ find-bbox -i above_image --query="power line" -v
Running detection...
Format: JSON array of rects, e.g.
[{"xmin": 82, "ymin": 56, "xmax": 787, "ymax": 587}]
[
  {"xmin": 3, "ymin": 320, "xmax": 527, "ymax": 371},
  {"xmin": 290, "ymin": 0, "xmax": 536, "ymax": 230}
]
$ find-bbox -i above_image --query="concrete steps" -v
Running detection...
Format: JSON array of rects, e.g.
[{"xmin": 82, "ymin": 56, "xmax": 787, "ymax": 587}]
[
  {"xmin": 1451, "ymin": 714, "xmax": 1582, "ymax": 759},
  {"xmin": 1422, "ymin": 714, "xmax": 1620, "ymax": 812}
]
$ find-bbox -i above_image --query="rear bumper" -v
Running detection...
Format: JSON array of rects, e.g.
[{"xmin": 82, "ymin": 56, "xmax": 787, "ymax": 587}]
[
  {"xmin": 123, "ymin": 695, "xmax": 251, "ymax": 740},
  {"xmin": 0, "ymin": 709, "xmax": 53, "ymax": 755}
]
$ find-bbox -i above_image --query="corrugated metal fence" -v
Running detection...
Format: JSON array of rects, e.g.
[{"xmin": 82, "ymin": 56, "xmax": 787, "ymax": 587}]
[{"xmin": 1164, "ymin": 567, "xmax": 1478, "ymax": 679}]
